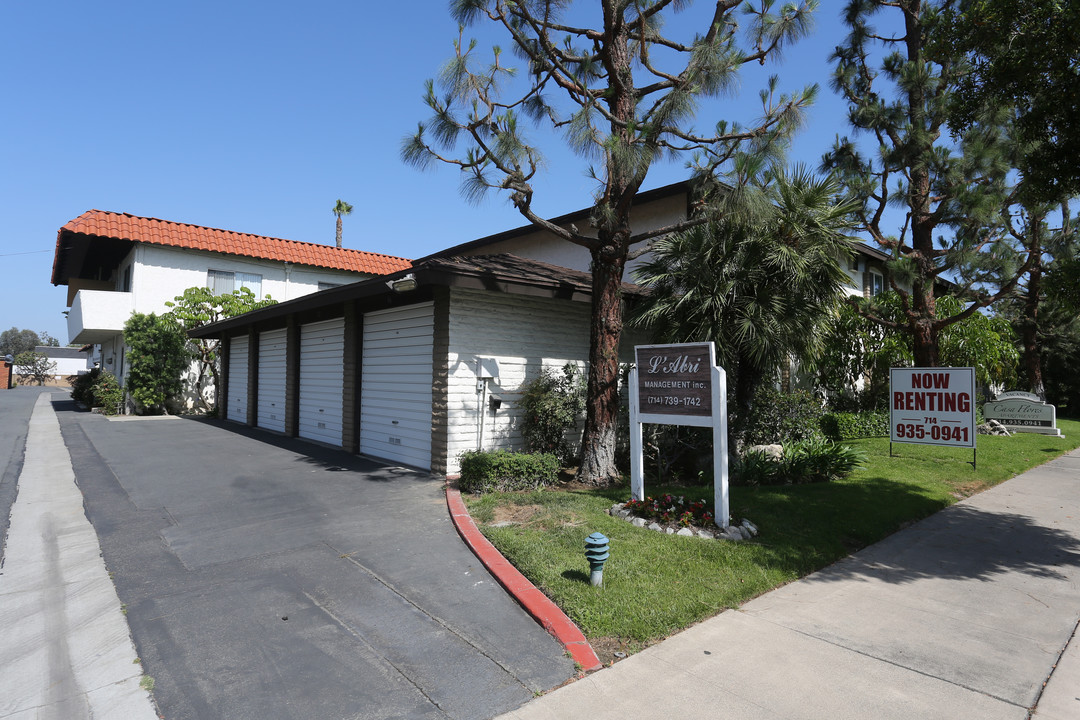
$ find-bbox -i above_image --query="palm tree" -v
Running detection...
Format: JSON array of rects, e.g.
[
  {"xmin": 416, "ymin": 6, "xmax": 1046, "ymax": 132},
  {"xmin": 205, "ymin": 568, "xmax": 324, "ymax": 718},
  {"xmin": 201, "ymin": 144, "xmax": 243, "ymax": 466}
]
[
  {"xmin": 630, "ymin": 165, "xmax": 859, "ymax": 421},
  {"xmin": 332, "ymin": 199, "xmax": 353, "ymax": 248}
]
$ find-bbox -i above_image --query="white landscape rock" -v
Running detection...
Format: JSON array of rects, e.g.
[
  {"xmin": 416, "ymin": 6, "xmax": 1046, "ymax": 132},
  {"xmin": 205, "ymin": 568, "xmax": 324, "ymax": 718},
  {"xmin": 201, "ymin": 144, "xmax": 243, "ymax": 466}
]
[
  {"xmin": 608, "ymin": 502, "xmax": 761, "ymax": 542},
  {"xmin": 746, "ymin": 444, "xmax": 783, "ymax": 460}
]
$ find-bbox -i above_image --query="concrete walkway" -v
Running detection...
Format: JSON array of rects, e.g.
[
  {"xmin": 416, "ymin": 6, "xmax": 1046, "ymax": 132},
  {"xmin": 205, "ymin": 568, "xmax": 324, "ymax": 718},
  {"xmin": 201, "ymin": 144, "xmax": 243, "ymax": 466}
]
[
  {"xmin": 501, "ymin": 449, "xmax": 1080, "ymax": 720},
  {"xmin": 0, "ymin": 391, "xmax": 157, "ymax": 720}
]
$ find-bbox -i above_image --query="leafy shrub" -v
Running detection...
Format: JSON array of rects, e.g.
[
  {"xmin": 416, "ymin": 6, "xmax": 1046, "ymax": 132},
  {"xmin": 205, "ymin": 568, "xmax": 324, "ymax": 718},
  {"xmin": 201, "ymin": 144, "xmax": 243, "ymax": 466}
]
[
  {"xmin": 123, "ymin": 312, "xmax": 191, "ymax": 414},
  {"xmin": 733, "ymin": 438, "xmax": 865, "ymax": 485},
  {"xmin": 458, "ymin": 450, "xmax": 560, "ymax": 494},
  {"xmin": 739, "ymin": 387, "xmax": 825, "ymax": 445},
  {"xmin": 820, "ymin": 411, "xmax": 889, "ymax": 440},
  {"xmin": 70, "ymin": 368, "xmax": 101, "ymax": 405},
  {"xmin": 91, "ymin": 372, "xmax": 123, "ymax": 415},
  {"xmin": 70, "ymin": 368, "xmax": 123, "ymax": 413},
  {"xmin": 623, "ymin": 494, "xmax": 715, "ymax": 528},
  {"xmin": 732, "ymin": 449, "xmax": 784, "ymax": 486},
  {"xmin": 518, "ymin": 364, "xmax": 586, "ymax": 463}
]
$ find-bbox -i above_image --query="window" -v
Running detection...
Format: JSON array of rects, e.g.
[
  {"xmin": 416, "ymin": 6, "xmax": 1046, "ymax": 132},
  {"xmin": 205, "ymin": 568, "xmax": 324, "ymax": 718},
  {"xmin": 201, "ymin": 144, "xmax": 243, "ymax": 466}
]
[
  {"xmin": 850, "ymin": 256, "xmax": 859, "ymax": 271},
  {"xmin": 869, "ymin": 272, "xmax": 885, "ymax": 296},
  {"xmin": 207, "ymin": 270, "xmax": 262, "ymax": 298}
]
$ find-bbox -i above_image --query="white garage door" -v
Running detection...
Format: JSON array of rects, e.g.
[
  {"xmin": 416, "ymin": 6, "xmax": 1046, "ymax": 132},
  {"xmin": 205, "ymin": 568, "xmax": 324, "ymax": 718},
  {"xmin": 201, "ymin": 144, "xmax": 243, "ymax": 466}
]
[
  {"xmin": 299, "ymin": 318, "xmax": 344, "ymax": 446},
  {"xmin": 227, "ymin": 335, "xmax": 249, "ymax": 424},
  {"xmin": 257, "ymin": 328, "xmax": 288, "ymax": 433},
  {"xmin": 360, "ymin": 303, "xmax": 434, "ymax": 469}
]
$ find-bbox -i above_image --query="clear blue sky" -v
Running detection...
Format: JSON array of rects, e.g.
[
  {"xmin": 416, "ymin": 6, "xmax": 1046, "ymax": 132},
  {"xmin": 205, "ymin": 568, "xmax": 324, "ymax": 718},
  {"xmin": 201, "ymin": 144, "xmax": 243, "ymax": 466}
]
[{"xmin": 1, "ymin": 1, "xmax": 857, "ymax": 344}]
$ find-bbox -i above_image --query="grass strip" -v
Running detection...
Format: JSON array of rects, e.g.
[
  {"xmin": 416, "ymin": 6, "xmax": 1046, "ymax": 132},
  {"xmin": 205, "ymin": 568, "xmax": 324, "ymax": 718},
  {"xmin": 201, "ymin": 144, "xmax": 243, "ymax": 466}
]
[{"xmin": 465, "ymin": 421, "xmax": 1080, "ymax": 651}]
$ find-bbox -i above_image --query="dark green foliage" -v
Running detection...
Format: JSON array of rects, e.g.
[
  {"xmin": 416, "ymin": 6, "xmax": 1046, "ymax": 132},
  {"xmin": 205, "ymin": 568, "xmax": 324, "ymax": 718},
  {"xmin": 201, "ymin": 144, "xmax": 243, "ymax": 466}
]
[
  {"xmin": 517, "ymin": 364, "xmax": 586, "ymax": 464},
  {"xmin": 820, "ymin": 411, "xmax": 889, "ymax": 441},
  {"xmin": 739, "ymin": 388, "xmax": 825, "ymax": 446},
  {"xmin": 123, "ymin": 313, "xmax": 191, "ymax": 414},
  {"xmin": 1039, "ymin": 318, "xmax": 1080, "ymax": 415},
  {"xmin": 70, "ymin": 369, "xmax": 97, "ymax": 405},
  {"xmin": 71, "ymin": 368, "xmax": 122, "ymax": 414},
  {"xmin": 733, "ymin": 438, "xmax": 865, "ymax": 486},
  {"xmin": 458, "ymin": 450, "xmax": 560, "ymax": 495},
  {"xmin": 940, "ymin": 1, "xmax": 1080, "ymax": 204},
  {"xmin": 0, "ymin": 327, "xmax": 55, "ymax": 356}
]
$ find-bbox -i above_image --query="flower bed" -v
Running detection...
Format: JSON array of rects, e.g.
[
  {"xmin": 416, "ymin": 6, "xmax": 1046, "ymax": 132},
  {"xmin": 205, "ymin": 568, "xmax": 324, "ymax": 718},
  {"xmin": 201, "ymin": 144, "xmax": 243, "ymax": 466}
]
[{"xmin": 623, "ymin": 494, "xmax": 714, "ymax": 527}]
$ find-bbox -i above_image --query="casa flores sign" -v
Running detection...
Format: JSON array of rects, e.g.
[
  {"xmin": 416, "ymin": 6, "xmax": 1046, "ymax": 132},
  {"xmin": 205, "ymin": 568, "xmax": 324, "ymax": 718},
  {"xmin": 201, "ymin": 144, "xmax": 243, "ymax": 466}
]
[{"xmin": 984, "ymin": 391, "xmax": 1062, "ymax": 437}]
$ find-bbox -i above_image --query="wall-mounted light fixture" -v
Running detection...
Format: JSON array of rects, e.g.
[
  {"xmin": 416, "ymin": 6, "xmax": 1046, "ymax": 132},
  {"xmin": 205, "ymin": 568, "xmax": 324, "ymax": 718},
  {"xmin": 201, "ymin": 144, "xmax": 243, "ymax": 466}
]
[{"xmin": 386, "ymin": 273, "xmax": 417, "ymax": 293}]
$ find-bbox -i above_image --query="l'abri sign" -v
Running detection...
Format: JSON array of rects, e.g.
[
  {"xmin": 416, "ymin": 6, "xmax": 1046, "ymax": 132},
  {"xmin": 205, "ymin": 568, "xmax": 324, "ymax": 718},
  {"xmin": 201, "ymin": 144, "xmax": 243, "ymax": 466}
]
[
  {"xmin": 890, "ymin": 367, "xmax": 976, "ymax": 448},
  {"xmin": 635, "ymin": 343, "xmax": 713, "ymax": 425},
  {"xmin": 630, "ymin": 343, "xmax": 729, "ymax": 526}
]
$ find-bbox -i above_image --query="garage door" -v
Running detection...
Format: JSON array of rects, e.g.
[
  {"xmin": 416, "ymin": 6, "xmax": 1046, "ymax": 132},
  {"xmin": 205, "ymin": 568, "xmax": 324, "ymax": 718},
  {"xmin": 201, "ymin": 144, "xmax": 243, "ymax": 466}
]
[
  {"xmin": 227, "ymin": 335, "xmax": 248, "ymax": 424},
  {"xmin": 360, "ymin": 303, "xmax": 434, "ymax": 469},
  {"xmin": 257, "ymin": 328, "xmax": 288, "ymax": 433},
  {"xmin": 299, "ymin": 318, "xmax": 344, "ymax": 446}
]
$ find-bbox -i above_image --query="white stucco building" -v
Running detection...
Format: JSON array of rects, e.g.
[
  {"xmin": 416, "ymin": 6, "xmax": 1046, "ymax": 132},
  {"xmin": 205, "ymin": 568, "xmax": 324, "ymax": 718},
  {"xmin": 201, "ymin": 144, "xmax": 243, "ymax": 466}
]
[
  {"xmin": 51, "ymin": 210, "xmax": 412, "ymax": 401},
  {"xmin": 189, "ymin": 179, "xmax": 897, "ymax": 475}
]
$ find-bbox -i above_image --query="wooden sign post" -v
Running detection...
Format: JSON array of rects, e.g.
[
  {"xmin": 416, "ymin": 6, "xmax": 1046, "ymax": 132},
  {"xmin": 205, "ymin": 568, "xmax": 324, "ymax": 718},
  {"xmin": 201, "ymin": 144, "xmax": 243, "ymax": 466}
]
[{"xmin": 629, "ymin": 342, "xmax": 729, "ymax": 527}]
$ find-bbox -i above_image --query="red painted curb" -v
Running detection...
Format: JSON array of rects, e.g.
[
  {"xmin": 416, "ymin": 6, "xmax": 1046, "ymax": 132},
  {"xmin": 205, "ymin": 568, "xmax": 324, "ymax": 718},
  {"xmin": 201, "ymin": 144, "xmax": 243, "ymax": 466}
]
[{"xmin": 445, "ymin": 485, "xmax": 602, "ymax": 672}]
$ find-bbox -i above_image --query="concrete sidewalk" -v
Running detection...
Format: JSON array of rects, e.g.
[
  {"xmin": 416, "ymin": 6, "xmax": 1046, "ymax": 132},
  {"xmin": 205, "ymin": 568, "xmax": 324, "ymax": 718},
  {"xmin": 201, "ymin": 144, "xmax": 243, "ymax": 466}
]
[
  {"xmin": 501, "ymin": 449, "xmax": 1080, "ymax": 720},
  {"xmin": 0, "ymin": 391, "xmax": 157, "ymax": 719}
]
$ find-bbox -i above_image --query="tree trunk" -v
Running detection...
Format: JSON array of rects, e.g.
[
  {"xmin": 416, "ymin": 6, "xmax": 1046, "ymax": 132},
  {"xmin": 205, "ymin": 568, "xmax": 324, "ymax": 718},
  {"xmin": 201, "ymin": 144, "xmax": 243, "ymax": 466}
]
[
  {"xmin": 911, "ymin": 319, "xmax": 940, "ymax": 367},
  {"xmin": 1021, "ymin": 261, "xmax": 1045, "ymax": 399},
  {"xmin": 578, "ymin": 244, "xmax": 626, "ymax": 484},
  {"xmin": 335, "ymin": 216, "xmax": 343, "ymax": 248}
]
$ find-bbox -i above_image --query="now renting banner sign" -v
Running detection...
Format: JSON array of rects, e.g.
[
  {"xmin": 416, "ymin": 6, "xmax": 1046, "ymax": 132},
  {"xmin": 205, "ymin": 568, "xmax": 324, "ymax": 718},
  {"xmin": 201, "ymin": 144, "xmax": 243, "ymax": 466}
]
[{"xmin": 889, "ymin": 367, "xmax": 976, "ymax": 449}]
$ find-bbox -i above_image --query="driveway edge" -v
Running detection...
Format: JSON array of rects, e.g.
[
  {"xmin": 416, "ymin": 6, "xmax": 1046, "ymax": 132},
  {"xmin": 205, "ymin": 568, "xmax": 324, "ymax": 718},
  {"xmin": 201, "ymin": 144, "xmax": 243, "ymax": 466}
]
[{"xmin": 445, "ymin": 485, "xmax": 602, "ymax": 672}]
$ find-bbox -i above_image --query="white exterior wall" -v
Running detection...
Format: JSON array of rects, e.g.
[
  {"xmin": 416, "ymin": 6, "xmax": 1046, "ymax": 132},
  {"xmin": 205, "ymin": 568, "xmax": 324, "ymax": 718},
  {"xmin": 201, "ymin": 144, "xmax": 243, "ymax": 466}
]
[
  {"xmin": 444, "ymin": 288, "xmax": 644, "ymax": 475},
  {"xmin": 453, "ymin": 190, "xmax": 892, "ymax": 299},
  {"xmin": 129, "ymin": 244, "xmax": 370, "ymax": 313},
  {"xmin": 40, "ymin": 354, "xmax": 90, "ymax": 377},
  {"xmin": 455, "ymin": 193, "xmax": 685, "ymax": 277},
  {"xmin": 73, "ymin": 243, "xmax": 372, "ymax": 409}
]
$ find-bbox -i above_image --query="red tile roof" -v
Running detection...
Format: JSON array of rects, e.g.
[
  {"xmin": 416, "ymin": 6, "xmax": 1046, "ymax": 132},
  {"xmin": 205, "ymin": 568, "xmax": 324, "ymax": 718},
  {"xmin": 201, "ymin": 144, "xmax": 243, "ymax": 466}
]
[{"xmin": 54, "ymin": 210, "xmax": 411, "ymax": 282}]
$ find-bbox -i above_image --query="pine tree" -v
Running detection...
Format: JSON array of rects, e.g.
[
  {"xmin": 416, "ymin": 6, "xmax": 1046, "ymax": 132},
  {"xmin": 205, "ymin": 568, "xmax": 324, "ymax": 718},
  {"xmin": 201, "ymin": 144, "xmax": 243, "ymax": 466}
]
[
  {"xmin": 404, "ymin": 0, "xmax": 818, "ymax": 483},
  {"xmin": 823, "ymin": 0, "xmax": 1035, "ymax": 368}
]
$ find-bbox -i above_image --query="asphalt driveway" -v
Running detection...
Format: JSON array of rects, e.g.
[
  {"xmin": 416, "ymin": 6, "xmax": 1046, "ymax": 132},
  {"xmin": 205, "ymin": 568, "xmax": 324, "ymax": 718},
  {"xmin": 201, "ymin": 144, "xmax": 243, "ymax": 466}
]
[{"xmin": 54, "ymin": 399, "xmax": 574, "ymax": 719}]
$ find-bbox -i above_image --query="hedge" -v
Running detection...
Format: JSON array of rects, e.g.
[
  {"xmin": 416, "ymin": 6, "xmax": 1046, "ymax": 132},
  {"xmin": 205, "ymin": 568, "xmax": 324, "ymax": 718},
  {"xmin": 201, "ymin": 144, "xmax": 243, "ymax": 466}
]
[
  {"xmin": 458, "ymin": 450, "xmax": 560, "ymax": 494},
  {"xmin": 820, "ymin": 410, "xmax": 889, "ymax": 440}
]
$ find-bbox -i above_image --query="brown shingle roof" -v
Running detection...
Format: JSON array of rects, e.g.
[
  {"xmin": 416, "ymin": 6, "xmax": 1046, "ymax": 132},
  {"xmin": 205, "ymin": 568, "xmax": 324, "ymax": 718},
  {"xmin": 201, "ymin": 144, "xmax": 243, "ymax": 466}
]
[{"xmin": 53, "ymin": 210, "xmax": 411, "ymax": 284}]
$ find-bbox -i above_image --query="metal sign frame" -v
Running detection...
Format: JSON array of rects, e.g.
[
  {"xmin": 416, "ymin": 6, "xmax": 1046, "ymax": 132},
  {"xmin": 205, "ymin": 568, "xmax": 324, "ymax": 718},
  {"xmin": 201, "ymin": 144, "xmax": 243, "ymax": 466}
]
[{"xmin": 629, "ymin": 343, "xmax": 730, "ymax": 527}]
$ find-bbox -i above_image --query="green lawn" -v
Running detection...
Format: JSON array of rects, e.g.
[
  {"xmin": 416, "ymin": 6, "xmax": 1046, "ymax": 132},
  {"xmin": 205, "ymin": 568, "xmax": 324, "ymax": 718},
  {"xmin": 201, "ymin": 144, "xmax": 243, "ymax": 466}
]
[{"xmin": 465, "ymin": 420, "xmax": 1080, "ymax": 652}]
